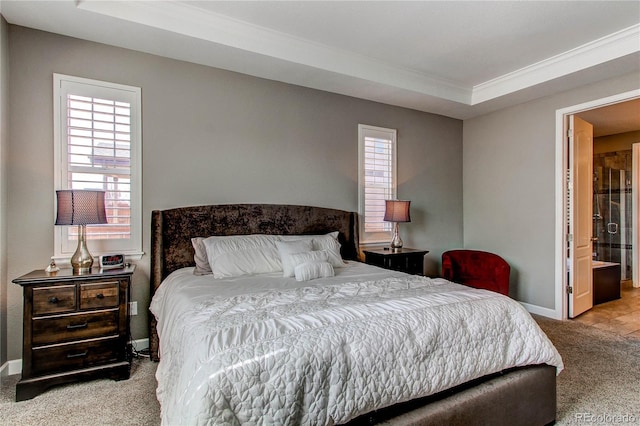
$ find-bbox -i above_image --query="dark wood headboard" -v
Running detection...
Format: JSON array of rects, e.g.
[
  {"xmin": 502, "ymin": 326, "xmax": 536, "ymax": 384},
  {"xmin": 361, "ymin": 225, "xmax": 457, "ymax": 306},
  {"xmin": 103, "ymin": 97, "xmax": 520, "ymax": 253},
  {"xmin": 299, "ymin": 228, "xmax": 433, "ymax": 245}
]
[{"xmin": 149, "ymin": 203, "xmax": 359, "ymax": 361}]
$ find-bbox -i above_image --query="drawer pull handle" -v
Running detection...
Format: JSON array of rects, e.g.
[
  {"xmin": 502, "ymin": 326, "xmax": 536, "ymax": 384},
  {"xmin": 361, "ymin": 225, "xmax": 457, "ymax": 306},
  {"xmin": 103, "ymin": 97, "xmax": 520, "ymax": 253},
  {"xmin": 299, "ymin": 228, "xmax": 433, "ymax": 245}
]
[
  {"xmin": 48, "ymin": 297, "xmax": 59, "ymax": 304},
  {"xmin": 66, "ymin": 351, "xmax": 88, "ymax": 359},
  {"xmin": 96, "ymin": 293, "xmax": 104, "ymax": 299},
  {"xmin": 66, "ymin": 322, "xmax": 88, "ymax": 330}
]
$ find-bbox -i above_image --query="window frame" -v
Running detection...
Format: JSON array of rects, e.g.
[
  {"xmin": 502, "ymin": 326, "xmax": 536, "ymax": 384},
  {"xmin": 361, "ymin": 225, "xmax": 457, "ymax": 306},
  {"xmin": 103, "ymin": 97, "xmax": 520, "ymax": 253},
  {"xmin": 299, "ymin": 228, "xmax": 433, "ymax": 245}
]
[
  {"xmin": 358, "ymin": 124, "xmax": 398, "ymax": 245},
  {"xmin": 53, "ymin": 74, "xmax": 143, "ymax": 261}
]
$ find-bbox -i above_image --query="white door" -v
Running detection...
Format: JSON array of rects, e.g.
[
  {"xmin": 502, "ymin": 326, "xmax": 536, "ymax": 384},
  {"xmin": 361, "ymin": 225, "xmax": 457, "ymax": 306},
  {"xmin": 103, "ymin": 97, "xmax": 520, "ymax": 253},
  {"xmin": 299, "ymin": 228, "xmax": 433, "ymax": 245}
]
[{"xmin": 568, "ymin": 116, "xmax": 594, "ymax": 318}]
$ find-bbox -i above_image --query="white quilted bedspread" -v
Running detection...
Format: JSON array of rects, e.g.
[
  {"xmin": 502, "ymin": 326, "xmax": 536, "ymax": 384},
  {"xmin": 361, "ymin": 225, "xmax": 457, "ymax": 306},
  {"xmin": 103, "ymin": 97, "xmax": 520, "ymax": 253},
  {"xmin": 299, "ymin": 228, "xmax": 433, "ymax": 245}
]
[{"xmin": 151, "ymin": 266, "xmax": 563, "ymax": 425}]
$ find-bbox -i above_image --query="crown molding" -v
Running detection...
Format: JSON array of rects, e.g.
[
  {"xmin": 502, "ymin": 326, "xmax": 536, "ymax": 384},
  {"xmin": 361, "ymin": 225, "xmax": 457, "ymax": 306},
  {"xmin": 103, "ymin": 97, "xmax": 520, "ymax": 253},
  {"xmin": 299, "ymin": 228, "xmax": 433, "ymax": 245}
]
[
  {"xmin": 77, "ymin": 1, "xmax": 638, "ymax": 108},
  {"xmin": 3, "ymin": 0, "xmax": 631, "ymax": 117},
  {"xmin": 472, "ymin": 24, "xmax": 640, "ymax": 105},
  {"xmin": 77, "ymin": 0, "xmax": 471, "ymax": 104}
]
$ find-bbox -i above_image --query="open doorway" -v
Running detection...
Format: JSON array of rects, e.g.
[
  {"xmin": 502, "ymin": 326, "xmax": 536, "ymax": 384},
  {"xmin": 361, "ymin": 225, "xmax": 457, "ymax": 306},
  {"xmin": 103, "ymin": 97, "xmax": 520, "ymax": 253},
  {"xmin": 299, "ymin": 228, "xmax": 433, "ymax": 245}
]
[
  {"xmin": 555, "ymin": 90, "xmax": 640, "ymax": 321},
  {"xmin": 578, "ymin": 103, "xmax": 639, "ymax": 285}
]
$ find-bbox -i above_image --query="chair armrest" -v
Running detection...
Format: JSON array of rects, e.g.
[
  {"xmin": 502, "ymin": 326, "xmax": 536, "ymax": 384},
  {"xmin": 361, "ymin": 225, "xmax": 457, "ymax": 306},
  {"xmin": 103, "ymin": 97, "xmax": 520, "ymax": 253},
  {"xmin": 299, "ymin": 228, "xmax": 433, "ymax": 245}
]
[
  {"xmin": 494, "ymin": 264, "xmax": 511, "ymax": 296},
  {"xmin": 442, "ymin": 255, "xmax": 453, "ymax": 280}
]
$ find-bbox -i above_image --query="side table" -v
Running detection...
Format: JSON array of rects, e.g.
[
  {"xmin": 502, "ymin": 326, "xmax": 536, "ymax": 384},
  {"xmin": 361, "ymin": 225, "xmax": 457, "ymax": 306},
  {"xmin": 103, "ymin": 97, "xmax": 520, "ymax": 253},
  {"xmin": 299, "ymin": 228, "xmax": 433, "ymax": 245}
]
[
  {"xmin": 363, "ymin": 248, "xmax": 429, "ymax": 275},
  {"xmin": 12, "ymin": 265, "xmax": 134, "ymax": 400}
]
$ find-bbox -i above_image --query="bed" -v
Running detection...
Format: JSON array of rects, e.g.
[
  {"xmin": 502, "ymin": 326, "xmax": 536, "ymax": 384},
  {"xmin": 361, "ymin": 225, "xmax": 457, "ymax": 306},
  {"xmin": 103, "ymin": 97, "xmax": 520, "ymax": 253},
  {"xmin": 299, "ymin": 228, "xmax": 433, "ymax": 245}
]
[{"xmin": 149, "ymin": 203, "xmax": 563, "ymax": 425}]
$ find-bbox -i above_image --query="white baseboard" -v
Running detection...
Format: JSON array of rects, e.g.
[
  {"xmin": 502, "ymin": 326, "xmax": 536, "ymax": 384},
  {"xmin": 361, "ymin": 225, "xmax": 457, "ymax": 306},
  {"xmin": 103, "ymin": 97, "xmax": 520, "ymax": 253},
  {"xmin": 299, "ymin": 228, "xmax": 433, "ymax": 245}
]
[
  {"xmin": 1, "ymin": 358, "xmax": 23, "ymax": 377},
  {"xmin": 8, "ymin": 359, "xmax": 21, "ymax": 376},
  {"xmin": 521, "ymin": 302, "xmax": 562, "ymax": 320},
  {"xmin": 2, "ymin": 338, "xmax": 151, "ymax": 378}
]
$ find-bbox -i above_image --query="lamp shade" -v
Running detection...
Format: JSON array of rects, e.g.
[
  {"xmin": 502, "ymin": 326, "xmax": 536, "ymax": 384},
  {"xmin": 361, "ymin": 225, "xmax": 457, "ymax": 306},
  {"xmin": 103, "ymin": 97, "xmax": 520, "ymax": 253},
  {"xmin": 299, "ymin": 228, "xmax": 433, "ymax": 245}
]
[
  {"xmin": 55, "ymin": 190, "xmax": 108, "ymax": 226},
  {"xmin": 383, "ymin": 200, "xmax": 411, "ymax": 223}
]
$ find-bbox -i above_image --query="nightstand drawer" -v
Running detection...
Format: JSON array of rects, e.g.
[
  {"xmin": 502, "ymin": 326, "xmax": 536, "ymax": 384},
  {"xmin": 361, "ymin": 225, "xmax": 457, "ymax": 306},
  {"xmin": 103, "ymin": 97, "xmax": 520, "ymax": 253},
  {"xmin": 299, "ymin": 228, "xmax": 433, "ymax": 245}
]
[
  {"xmin": 33, "ymin": 285, "xmax": 76, "ymax": 315},
  {"xmin": 32, "ymin": 310, "xmax": 119, "ymax": 346},
  {"xmin": 80, "ymin": 281, "xmax": 119, "ymax": 310},
  {"xmin": 31, "ymin": 337, "xmax": 121, "ymax": 376}
]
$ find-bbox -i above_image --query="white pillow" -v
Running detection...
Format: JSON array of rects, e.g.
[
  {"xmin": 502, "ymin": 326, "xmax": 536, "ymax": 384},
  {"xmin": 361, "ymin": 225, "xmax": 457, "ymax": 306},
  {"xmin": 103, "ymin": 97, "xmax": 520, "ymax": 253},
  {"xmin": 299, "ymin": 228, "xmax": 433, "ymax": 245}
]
[
  {"xmin": 288, "ymin": 250, "xmax": 330, "ymax": 272},
  {"xmin": 311, "ymin": 233, "xmax": 346, "ymax": 268},
  {"xmin": 280, "ymin": 231, "xmax": 339, "ymax": 242},
  {"xmin": 280, "ymin": 232, "xmax": 346, "ymax": 268},
  {"xmin": 275, "ymin": 240, "xmax": 314, "ymax": 277},
  {"xmin": 294, "ymin": 261, "xmax": 335, "ymax": 281},
  {"xmin": 203, "ymin": 234, "xmax": 282, "ymax": 278},
  {"xmin": 191, "ymin": 237, "xmax": 212, "ymax": 276}
]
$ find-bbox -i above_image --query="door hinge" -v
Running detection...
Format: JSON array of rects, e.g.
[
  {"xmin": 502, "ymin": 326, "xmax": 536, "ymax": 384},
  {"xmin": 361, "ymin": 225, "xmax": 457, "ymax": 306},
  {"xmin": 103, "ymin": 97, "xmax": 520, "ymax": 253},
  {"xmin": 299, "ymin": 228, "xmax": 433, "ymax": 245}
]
[
  {"xmin": 567, "ymin": 233, "xmax": 573, "ymax": 242},
  {"xmin": 566, "ymin": 285, "xmax": 573, "ymax": 294}
]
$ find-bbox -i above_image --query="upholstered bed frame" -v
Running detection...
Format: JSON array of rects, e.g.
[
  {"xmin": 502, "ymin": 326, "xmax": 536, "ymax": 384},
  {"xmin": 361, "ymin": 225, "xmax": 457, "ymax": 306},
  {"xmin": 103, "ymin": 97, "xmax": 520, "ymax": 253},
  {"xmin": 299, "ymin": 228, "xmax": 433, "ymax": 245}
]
[{"xmin": 150, "ymin": 203, "xmax": 556, "ymax": 425}]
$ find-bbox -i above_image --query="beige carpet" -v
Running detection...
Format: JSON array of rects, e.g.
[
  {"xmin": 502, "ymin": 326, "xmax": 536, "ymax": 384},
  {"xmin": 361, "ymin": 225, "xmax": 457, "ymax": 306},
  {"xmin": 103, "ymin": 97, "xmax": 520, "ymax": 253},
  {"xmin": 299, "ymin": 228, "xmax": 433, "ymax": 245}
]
[
  {"xmin": 534, "ymin": 315, "xmax": 640, "ymax": 425},
  {"xmin": 1, "ymin": 317, "xmax": 638, "ymax": 425},
  {"xmin": 0, "ymin": 357, "xmax": 160, "ymax": 426}
]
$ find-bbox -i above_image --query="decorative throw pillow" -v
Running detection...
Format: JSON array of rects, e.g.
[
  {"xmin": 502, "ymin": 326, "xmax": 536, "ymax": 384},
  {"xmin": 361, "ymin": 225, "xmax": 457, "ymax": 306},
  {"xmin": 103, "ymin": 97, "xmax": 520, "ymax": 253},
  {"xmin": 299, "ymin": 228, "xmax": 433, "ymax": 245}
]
[
  {"xmin": 280, "ymin": 232, "xmax": 346, "ymax": 268},
  {"xmin": 287, "ymin": 250, "xmax": 330, "ymax": 271},
  {"xmin": 294, "ymin": 261, "xmax": 335, "ymax": 281},
  {"xmin": 311, "ymin": 233, "xmax": 346, "ymax": 268},
  {"xmin": 275, "ymin": 240, "xmax": 314, "ymax": 277}
]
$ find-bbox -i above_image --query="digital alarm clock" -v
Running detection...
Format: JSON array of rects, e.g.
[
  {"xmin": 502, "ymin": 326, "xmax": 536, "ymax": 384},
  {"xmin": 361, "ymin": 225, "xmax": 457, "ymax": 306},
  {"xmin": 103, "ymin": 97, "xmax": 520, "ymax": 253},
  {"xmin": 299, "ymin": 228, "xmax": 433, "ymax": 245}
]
[{"xmin": 99, "ymin": 254, "xmax": 126, "ymax": 270}]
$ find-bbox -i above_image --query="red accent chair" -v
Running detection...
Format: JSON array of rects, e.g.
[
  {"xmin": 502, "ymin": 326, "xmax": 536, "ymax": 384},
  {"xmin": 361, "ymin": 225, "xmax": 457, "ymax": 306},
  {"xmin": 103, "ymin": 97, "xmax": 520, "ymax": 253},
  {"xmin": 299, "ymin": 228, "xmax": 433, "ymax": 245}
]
[{"xmin": 442, "ymin": 250, "xmax": 510, "ymax": 296}]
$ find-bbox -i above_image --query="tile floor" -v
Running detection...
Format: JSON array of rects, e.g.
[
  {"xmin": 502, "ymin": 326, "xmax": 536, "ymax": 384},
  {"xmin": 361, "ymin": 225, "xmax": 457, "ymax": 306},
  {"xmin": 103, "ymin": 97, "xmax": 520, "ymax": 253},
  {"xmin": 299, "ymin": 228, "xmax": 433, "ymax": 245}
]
[{"xmin": 572, "ymin": 280, "xmax": 640, "ymax": 338}]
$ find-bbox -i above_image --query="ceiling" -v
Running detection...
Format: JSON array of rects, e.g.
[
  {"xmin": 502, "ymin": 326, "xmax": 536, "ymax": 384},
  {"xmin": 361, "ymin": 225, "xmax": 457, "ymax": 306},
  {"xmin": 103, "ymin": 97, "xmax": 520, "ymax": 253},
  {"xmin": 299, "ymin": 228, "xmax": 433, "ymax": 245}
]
[
  {"xmin": 578, "ymin": 98, "xmax": 640, "ymax": 137},
  {"xmin": 1, "ymin": 1, "xmax": 639, "ymax": 123}
]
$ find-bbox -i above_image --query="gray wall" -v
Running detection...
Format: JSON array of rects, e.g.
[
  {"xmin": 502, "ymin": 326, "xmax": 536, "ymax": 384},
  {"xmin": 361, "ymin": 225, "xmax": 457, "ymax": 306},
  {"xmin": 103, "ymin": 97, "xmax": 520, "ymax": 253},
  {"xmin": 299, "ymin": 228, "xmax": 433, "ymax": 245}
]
[
  {"xmin": 463, "ymin": 72, "xmax": 640, "ymax": 309},
  {"xmin": 5, "ymin": 26, "xmax": 463, "ymax": 361},
  {"xmin": 0, "ymin": 15, "xmax": 8, "ymax": 368}
]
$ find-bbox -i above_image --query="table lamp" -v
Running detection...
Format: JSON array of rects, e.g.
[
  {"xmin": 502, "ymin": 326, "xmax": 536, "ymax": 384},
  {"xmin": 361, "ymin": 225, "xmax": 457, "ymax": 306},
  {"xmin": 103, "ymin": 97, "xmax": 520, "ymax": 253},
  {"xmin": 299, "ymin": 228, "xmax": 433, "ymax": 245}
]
[
  {"xmin": 384, "ymin": 199, "xmax": 411, "ymax": 251},
  {"xmin": 55, "ymin": 190, "xmax": 108, "ymax": 274}
]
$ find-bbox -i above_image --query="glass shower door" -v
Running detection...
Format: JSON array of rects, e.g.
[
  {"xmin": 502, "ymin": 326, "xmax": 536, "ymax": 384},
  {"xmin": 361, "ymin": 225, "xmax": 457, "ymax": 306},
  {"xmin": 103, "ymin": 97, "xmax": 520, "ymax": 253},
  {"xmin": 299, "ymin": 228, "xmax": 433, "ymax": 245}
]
[{"xmin": 593, "ymin": 162, "xmax": 632, "ymax": 280}]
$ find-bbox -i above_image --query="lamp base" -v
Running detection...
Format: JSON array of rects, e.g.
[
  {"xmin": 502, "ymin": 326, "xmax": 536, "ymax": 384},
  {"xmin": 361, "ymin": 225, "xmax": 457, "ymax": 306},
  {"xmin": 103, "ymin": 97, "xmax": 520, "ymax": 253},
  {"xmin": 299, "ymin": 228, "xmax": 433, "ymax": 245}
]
[
  {"xmin": 390, "ymin": 222, "xmax": 403, "ymax": 252},
  {"xmin": 71, "ymin": 225, "xmax": 94, "ymax": 274}
]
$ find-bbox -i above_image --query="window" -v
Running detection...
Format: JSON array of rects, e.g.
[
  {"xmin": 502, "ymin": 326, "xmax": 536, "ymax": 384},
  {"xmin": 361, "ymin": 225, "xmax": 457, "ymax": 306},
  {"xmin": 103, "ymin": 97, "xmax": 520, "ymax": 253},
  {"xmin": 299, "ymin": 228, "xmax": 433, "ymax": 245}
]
[
  {"xmin": 54, "ymin": 74, "xmax": 142, "ymax": 260},
  {"xmin": 358, "ymin": 124, "xmax": 397, "ymax": 244}
]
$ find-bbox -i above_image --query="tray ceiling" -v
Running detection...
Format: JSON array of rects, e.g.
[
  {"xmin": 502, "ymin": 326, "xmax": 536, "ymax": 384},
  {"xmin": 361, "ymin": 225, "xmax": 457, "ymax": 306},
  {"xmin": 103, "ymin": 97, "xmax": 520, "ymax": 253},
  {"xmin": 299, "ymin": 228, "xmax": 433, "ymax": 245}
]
[{"xmin": 1, "ymin": 1, "xmax": 639, "ymax": 119}]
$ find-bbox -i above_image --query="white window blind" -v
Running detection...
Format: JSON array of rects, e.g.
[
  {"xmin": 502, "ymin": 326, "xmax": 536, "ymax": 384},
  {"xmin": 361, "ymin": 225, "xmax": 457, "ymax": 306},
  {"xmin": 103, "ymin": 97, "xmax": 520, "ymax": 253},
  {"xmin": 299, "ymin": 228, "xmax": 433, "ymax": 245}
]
[
  {"xmin": 67, "ymin": 94, "xmax": 131, "ymax": 240},
  {"xmin": 358, "ymin": 125, "xmax": 397, "ymax": 244},
  {"xmin": 54, "ymin": 74, "xmax": 142, "ymax": 259}
]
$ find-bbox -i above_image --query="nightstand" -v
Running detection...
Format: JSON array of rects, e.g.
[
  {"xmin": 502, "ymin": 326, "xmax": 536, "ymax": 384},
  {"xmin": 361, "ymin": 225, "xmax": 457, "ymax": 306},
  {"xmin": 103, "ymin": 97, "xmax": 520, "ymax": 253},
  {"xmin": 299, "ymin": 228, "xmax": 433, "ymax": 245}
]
[
  {"xmin": 12, "ymin": 265, "xmax": 135, "ymax": 401},
  {"xmin": 363, "ymin": 248, "xmax": 429, "ymax": 275}
]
